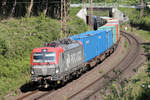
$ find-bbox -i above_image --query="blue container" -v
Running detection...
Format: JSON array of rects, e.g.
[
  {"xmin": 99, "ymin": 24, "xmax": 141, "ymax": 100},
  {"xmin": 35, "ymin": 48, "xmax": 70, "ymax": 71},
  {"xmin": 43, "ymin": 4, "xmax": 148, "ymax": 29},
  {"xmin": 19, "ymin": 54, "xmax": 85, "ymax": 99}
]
[
  {"xmin": 98, "ymin": 28, "xmax": 113, "ymax": 47},
  {"xmin": 69, "ymin": 30, "xmax": 109, "ymax": 62},
  {"xmin": 98, "ymin": 25, "xmax": 116, "ymax": 44},
  {"xmin": 106, "ymin": 29, "xmax": 113, "ymax": 48}
]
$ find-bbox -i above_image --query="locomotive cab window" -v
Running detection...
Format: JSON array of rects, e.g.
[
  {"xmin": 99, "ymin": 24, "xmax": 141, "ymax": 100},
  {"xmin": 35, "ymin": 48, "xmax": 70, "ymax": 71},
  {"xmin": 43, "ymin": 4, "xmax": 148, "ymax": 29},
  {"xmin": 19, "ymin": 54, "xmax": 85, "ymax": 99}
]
[
  {"xmin": 33, "ymin": 53, "xmax": 43, "ymax": 63},
  {"xmin": 33, "ymin": 52, "xmax": 56, "ymax": 63},
  {"xmin": 44, "ymin": 52, "xmax": 56, "ymax": 62}
]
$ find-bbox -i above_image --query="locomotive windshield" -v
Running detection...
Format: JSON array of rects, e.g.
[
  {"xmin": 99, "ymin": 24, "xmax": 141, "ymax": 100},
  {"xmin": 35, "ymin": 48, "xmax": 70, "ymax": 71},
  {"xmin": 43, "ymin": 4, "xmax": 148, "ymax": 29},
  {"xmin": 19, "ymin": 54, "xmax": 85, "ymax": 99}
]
[{"xmin": 33, "ymin": 52, "xmax": 56, "ymax": 63}]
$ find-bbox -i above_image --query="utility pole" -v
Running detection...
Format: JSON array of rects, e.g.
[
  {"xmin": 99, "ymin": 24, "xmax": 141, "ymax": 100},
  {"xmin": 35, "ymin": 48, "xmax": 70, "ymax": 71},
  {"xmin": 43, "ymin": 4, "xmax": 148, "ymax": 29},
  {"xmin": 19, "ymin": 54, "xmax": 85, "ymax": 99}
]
[
  {"xmin": 82, "ymin": 0, "xmax": 85, "ymax": 9},
  {"xmin": 89, "ymin": 0, "xmax": 93, "ymax": 28},
  {"xmin": 60, "ymin": 0, "xmax": 67, "ymax": 38},
  {"xmin": 140, "ymin": 0, "xmax": 144, "ymax": 18},
  {"xmin": 64, "ymin": 0, "xmax": 67, "ymax": 37},
  {"xmin": 60, "ymin": 0, "xmax": 63, "ymax": 38}
]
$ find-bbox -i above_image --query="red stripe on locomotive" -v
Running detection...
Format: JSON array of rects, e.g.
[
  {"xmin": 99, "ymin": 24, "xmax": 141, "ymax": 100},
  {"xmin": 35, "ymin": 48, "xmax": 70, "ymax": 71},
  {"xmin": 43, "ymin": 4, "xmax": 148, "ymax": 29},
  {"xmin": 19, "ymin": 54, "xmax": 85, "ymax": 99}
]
[{"xmin": 31, "ymin": 46, "xmax": 64, "ymax": 65}]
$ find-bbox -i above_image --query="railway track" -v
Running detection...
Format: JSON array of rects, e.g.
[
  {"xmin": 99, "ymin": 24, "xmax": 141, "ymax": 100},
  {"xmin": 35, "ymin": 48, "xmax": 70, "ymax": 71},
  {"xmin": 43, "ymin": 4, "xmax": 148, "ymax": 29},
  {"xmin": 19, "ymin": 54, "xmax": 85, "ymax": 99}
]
[
  {"xmin": 16, "ymin": 31, "xmax": 143, "ymax": 100},
  {"xmin": 67, "ymin": 31, "xmax": 142, "ymax": 100}
]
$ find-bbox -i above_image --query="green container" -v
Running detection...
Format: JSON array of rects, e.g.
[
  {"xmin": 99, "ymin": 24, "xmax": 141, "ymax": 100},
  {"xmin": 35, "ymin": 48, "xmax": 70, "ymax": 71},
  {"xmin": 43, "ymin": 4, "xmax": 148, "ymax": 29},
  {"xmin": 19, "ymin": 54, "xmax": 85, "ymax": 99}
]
[{"xmin": 98, "ymin": 25, "xmax": 117, "ymax": 44}]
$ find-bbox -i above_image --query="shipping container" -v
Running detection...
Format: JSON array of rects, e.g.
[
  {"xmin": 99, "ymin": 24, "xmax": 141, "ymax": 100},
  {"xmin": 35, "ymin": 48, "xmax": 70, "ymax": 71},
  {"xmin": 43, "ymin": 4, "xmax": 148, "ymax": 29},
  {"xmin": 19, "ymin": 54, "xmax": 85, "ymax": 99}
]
[
  {"xmin": 106, "ymin": 30, "xmax": 113, "ymax": 49},
  {"xmin": 105, "ymin": 23, "xmax": 119, "ymax": 41},
  {"xmin": 98, "ymin": 25, "xmax": 117, "ymax": 44},
  {"xmin": 107, "ymin": 22, "xmax": 120, "ymax": 41},
  {"xmin": 69, "ymin": 30, "xmax": 109, "ymax": 62}
]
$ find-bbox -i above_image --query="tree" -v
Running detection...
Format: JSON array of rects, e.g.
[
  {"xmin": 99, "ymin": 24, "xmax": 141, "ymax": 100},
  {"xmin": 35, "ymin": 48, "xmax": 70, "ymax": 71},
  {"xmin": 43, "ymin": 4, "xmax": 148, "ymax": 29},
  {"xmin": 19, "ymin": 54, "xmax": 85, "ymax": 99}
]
[
  {"xmin": 1, "ymin": 0, "xmax": 7, "ymax": 16},
  {"xmin": 10, "ymin": 0, "xmax": 17, "ymax": 17},
  {"xmin": 140, "ymin": 0, "xmax": 144, "ymax": 17},
  {"xmin": 27, "ymin": 0, "xmax": 34, "ymax": 17},
  {"xmin": 43, "ymin": 0, "xmax": 48, "ymax": 16},
  {"xmin": 0, "ymin": 0, "xmax": 71, "ymax": 18}
]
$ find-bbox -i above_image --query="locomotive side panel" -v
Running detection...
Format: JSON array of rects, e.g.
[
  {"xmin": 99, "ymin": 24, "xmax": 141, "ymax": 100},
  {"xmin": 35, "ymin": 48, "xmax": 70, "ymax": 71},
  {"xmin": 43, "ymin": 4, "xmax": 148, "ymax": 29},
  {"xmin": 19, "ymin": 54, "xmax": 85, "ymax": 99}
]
[{"xmin": 59, "ymin": 43, "xmax": 84, "ymax": 74}]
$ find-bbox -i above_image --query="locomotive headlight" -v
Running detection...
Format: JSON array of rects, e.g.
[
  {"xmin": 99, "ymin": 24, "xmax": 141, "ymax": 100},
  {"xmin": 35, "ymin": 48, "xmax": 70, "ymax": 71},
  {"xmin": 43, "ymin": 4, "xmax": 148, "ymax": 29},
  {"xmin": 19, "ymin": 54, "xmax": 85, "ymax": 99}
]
[
  {"xmin": 31, "ymin": 68, "xmax": 34, "ymax": 75},
  {"xmin": 31, "ymin": 70, "xmax": 34, "ymax": 75},
  {"xmin": 56, "ymin": 69, "xmax": 59, "ymax": 73}
]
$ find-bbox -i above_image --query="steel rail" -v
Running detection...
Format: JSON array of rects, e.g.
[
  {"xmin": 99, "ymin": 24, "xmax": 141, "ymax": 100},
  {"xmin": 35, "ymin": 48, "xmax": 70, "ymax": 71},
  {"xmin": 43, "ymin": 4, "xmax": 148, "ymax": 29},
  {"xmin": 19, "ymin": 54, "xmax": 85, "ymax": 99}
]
[{"xmin": 17, "ymin": 90, "xmax": 39, "ymax": 100}]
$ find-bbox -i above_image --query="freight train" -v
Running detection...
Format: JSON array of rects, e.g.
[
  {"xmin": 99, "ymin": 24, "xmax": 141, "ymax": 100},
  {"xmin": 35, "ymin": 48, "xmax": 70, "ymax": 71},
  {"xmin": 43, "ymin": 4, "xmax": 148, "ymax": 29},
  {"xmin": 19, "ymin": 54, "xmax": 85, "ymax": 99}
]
[{"xmin": 30, "ymin": 17, "xmax": 120, "ymax": 88}]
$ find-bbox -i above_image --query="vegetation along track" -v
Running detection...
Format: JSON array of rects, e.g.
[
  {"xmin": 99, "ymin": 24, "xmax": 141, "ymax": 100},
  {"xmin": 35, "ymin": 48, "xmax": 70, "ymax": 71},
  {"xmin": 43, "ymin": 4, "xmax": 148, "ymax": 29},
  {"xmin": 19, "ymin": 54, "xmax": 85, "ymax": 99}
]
[
  {"xmin": 67, "ymin": 31, "xmax": 141, "ymax": 100},
  {"xmin": 17, "ymin": 31, "xmax": 141, "ymax": 100}
]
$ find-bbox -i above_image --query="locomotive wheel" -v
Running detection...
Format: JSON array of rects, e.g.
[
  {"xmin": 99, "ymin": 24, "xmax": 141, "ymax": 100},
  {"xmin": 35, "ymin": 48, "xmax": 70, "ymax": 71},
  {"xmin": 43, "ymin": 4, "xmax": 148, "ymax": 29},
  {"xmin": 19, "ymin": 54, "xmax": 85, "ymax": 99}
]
[
  {"xmin": 80, "ymin": 68, "xmax": 84, "ymax": 74},
  {"xmin": 76, "ymin": 69, "xmax": 82, "ymax": 78},
  {"xmin": 55, "ymin": 80, "xmax": 65, "ymax": 89},
  {"xmin": 76, "ymin": 70, "xmax": 80, "ymax": 78},
  {"xmin": 53, "ymin": 82, "xmax": 58, "ymax": 89},
  {"xmin": 63, "ymin": 75, "xmax": 69, "ymax": 83},
  {"xmin": 79, "ymin": 69, "xmax": 82, "ymax": 75},
  {"xmin": 86, "ymin": 64, "xmax": 91, "ymax": 71},
  {"xmin": 82, "ymin": 67, "xmax": 87, "ymax": 73},
  {"xmin": 61, "ymin": 80, "xmax": 66, "ymax": 87}
]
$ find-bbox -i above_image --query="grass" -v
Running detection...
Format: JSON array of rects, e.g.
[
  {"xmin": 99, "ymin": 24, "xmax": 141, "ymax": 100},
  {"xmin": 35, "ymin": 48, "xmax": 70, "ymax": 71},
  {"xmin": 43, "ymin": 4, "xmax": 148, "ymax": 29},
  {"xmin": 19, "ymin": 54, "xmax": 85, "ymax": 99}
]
[
  {"xmin": 0, "ymin": 7, "xmax": 88, "ymax": 97},
  {"xmin": 124, "ymin": 40, "xmax": 128, "ymax": 48},
  {"xmin": 121, "ymin": 24, "xmax": 150, "ymax": 42}
]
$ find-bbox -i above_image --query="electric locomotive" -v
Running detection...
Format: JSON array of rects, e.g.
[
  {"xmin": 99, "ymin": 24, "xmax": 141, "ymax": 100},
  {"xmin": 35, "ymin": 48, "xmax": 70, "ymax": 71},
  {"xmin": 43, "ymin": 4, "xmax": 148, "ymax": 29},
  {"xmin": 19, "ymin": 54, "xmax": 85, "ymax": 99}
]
[{"xmin": 30, "ymin": 39, "xmax": 84, "ymax": 87}]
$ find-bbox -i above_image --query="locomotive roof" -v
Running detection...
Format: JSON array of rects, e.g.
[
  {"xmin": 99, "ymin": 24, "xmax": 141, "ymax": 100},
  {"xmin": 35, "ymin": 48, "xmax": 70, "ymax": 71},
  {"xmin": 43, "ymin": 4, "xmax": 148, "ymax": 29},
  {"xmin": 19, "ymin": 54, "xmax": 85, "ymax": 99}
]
[
  {"xmin": 32, "ymin": 46, "xmax": 64, "ymax": 53},
  {"xmin": 44, "ymin": 38, "xmax": 81, "ymax": 51}
]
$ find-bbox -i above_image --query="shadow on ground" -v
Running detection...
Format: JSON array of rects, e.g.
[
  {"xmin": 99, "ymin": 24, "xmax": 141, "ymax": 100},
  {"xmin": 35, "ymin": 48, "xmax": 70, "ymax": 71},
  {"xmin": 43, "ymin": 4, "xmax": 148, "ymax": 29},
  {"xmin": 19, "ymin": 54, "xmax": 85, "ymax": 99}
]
[
  {"xmin": 20, "ymin": 82, "xmax": 38, "ymax": 93},
  {"xmin": 20, "ymin": 81, "xmax": 55, "ymax": 93}
]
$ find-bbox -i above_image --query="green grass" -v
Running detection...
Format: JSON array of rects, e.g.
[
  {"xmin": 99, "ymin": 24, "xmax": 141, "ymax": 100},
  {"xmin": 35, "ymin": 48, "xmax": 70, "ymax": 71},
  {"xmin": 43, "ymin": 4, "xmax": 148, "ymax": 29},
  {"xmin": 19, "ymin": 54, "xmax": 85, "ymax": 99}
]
[
  {"xmin": 124, "ymin": 40, "xmax": 128, "ymax": 48},
  {"xmin": 121, "ymin": 24, "xmax": 150, "ymax": 41},
  {"xmin": 0, "ymin": 7, "xmax": 88, "ymax": 97}
]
